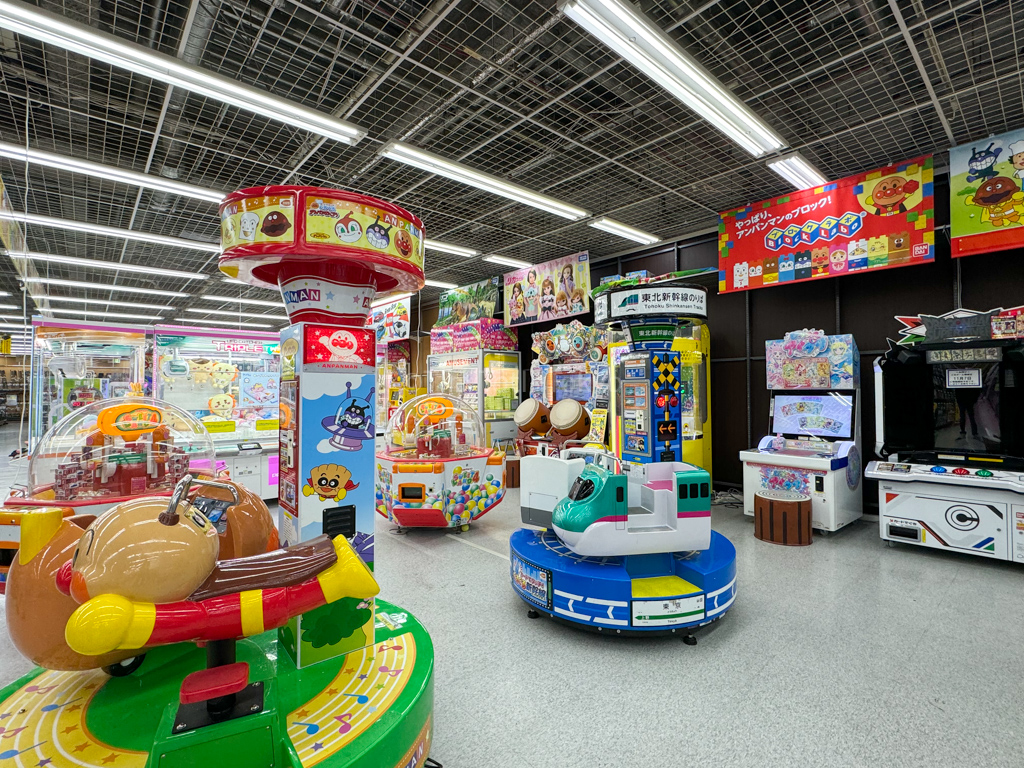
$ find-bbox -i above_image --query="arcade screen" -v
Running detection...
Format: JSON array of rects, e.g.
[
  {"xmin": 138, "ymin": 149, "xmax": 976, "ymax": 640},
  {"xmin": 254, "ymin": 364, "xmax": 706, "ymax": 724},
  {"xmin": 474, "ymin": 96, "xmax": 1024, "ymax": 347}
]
[
  {"xmin": 770, "ymin": 392, "xmax": 853, "ymax": 439},
  {"xmin": 931, "ymin": 363, "xmax": 1000, "ymax": 452},
  {"xmin": 554, "ymin": 372, "xmax": 593, "ymax": 403}
]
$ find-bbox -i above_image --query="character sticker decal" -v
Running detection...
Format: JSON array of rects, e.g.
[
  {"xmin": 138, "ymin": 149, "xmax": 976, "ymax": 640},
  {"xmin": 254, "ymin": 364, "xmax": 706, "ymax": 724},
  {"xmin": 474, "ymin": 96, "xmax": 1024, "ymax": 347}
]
[{"xmin": 303, "ymin": 463, "xmax": 358, "ymax": 502}]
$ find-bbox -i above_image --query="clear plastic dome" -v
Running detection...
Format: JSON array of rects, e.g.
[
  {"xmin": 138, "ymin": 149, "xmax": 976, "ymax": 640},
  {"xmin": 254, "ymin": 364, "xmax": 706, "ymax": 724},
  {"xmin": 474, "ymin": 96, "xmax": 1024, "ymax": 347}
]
[
  {"xmin": 382, "ymin": 393, "xmax": 488, "ymax": 460},
  {"xmin": 28, "ymin": 397, "xmax": 217, "ymax": 504}
]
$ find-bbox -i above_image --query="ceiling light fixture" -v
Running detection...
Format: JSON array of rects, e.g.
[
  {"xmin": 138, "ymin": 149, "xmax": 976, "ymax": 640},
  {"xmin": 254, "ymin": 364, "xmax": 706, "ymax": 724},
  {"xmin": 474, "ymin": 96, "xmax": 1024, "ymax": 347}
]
[
  {"xmin": 766, "ymin": 152, "xmax": 829, "ymax": 190},
  {"xmin": 10, "ymin": 251, "xmax": 209, "ymax": 280},
  {"xmin": 22, "ymin": 277, "xmax": 189, "ymax": 298},
  {"xmin": 588, "ymin": 217, "xmax": 660, "ymax": 245},
  {"xmin": 0, "ymin": 316, "xmax": 25, "ymax": 322},
  {"xmin": 381, "ymin": 142, "xmax": 589, "ymax": 221},
  {"xmin": 0, "ymin": 304, "xmax": 18, "ymax": 310},
  {"xmin": 424, "ymin": 239, "xmax": 479, "ymax": 258},
  {"xmin": 371, "ymin": 292, "xmax": 413, "ymax": 308},
  {"xmin": 0, "ymin": 141, "xmax": 224, "ymax": 203},
  {"xmin": 560, "ymin": 0, "xmax": 786, "ymax": 157},
  {"xmin": 185, "ymin": 308, "xmax": 288, "ymax": 320},
  {"xmin": 424, "ymin": 279, "xmax": 458, "ymax": 290},
  {"xmin": 1, "ymin": 212, "xmax": 220, "ymax": 252},
  {"xmin": 172, "ymin": 318, "xmax": 272, "ymax": 329},
  {"xmin": 33, "ymin": 296, "xmax": 175, "ymax": 311},
  {"xmin": 200, "ymin": 294, "xmax": 285, "ymax": 308},
  {"xmin": 44, "ymin": 308, "xmax": 163, "ymax": 320},
  {"xmin": 484, "ymin": 255, "xmax": 531, "ymax": 269},
  {"xmin": 0, "ymin": 0, "xmax": 367, "ymax": 146}
]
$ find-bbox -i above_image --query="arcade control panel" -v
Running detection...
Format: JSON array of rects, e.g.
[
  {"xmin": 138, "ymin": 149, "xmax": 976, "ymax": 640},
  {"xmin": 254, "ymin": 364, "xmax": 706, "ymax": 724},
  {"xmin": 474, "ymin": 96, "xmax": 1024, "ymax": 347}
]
[
  {"xmin": 620, "ymin": 353, "xmax": 686, "ymax": 464},
  {"xmin": 866, "ymin": 459, "xmax": 1024, "ymax": 564}
]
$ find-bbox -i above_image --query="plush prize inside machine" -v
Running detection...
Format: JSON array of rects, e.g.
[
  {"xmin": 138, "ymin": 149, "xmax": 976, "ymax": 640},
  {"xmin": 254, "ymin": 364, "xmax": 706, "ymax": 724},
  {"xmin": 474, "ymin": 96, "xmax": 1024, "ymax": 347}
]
[{"xmin": 0, "ymin": 186, "xmax": 437, "ymax": 768}]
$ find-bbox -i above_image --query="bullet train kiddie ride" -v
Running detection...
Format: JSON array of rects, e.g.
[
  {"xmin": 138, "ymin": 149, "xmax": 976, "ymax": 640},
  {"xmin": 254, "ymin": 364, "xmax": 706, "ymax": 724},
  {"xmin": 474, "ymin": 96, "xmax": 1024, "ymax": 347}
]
[
  {"xmin": 866, "ymin": 308, "xmax": 1024, "ymax": 563},
  {"xmin": 509, "ymin": 276, "xmax": 736, "ymax": 641}
]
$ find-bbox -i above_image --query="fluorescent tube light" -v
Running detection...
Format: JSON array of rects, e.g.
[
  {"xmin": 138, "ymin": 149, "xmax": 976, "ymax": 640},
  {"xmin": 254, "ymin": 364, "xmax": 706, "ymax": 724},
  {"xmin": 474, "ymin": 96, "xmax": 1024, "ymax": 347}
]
[
  {"xmin": 0, "ymin": 141, "xmax": 224, "ymax": 202},
  {"xmin": 33, "ymin": 296, "xmax": 175, "ymax": 310},
  {"xmin": 588, "ymin": 217, "xmax": 660, "ymax": 245},
  {"xmin": 560, "ymin": 0, "xmax": 785, "ymax": 157},
  {"xmin": 1, "ymin": 212, "xmax": 220, "ymax": 252},
  {"xmin": 44, "ymin": 308, "xmax": 163, "ymax": 320},
  {"xmin": 381, "ymin": 142, "xmax": 589, "ymax": 221},
  {"xmin": 10, "ymin": 251, "xmax": 209, "ymax": 280},
  {"xmin": 767, "ymin": 152, "xmax": 829, "ymax": 190},
  {"xmin": 173, "ymin": 318, "xmax": 272, "ymax": 329},
  {"xmin": 484, "ymin": 255, "xmax": 531, "ymax": 269},
  {"xmin": 22, "ymin": 277, "xmax": 189, "ymax": 298},
  {"xmin": 424, "ymin": 239, "xmax": 478, "ymax": 258},
  {"xmin": 200, "ymin": 294, "xmax": 284, "ymax": 308},
  {"xmin": 371, "ymin": 292, "xmax": 413, "ymax": 308},
  {"xmin": 0, "ymin": 0, "xmax": 366, "ymax": 147},
  {"xmin": 424, "ymin": 279, "xmax": 458, "ymax": 290},
  {"xmin": 0, "ymin": 316, "xmax": 25, "ymax": 322},
  {"xmin": 0, "ymin": 304, "xmax": 18, "ymax": 310},
  {"xmin": 185, "ymin": 308, "xmax": 288, "ymax": 320}
]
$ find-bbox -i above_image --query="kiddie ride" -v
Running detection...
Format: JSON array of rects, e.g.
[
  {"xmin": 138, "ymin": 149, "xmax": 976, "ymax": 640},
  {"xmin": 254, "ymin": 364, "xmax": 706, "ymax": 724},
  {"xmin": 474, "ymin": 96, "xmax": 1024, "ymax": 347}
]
[
  {"xmin": 0, "ymin": 187, "xmax": 439, "ymax": 768},
  {"xmin": 375, "ymin": 394, "xmax": 505, "ymax": 531},
  {"xmin": 509, "ymin": 276, "xmax": 735, "ymax": 642}
]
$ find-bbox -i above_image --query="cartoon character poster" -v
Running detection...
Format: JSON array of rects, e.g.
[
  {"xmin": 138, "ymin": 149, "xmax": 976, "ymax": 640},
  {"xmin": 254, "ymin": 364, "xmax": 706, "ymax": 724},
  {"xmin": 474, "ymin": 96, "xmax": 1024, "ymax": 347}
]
[
  {"xmin": 949, "ymin": 128, "xmax": 1024, "ymax": 257},
  {"xmin": 719, "ymin": 156, "xmax": 934, "ymax": 293},
  {"xmin": 239, "ymin": 371, "xmax": 279, "ymax": 408},
  {"xmin": 503, "ymin": 251, "xmax": 590, "ymax": 327},
  {"xmin": 364, "ymin": 297, "xmax": 410, "ymax": 342},
  {"xmin": 436, "ymin": 277, "xmax": 501, "ymax": 327}
]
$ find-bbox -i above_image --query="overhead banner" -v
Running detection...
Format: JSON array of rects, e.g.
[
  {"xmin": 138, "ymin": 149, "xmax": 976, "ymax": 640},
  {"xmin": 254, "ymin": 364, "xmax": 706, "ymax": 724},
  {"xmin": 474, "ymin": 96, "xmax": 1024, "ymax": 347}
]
[
  {"xmin": 503, "ymin": 251, "xmax": 590, "ymax": 327},
  {"xmin": 435, "ymin": 277, "xmax": 500, "ymax": 327},
  {"xmin": 949, "ymin": 129, "xmax": 1024, "ymax": 258},
  {"xmin": 365, "ymin": 296, "xmax": 410, "ymax": 343},
  {"xmin": 718, "ymin": 156, "xmax": 934, "ymax": 293}
]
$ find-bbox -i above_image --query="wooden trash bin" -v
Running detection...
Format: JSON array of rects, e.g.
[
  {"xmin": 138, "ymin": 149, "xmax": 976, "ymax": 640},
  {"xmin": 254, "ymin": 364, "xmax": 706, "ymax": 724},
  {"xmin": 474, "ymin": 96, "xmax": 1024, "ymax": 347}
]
[
  {"xmin": 754, "ymin": 489, "xmax": 813, "ymax": 546},
  {"xmin": 506, "ymin": 457, "xmax": 520, "ymax": 488}
]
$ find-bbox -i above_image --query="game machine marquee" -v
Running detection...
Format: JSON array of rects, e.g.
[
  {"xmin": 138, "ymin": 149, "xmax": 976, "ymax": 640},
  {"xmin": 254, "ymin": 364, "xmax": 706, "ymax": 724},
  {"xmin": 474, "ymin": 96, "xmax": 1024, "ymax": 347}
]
[
  {"xmin": 740, "ymin": 329, "xmax": 863, "ymax": 533},
  {"xmin": 866, "ymin": 308, "xmax": 1024, "ymax": 563},
  {"xmin": 591, "ymin": 274, "xmax": 712, "ymax": 475}
]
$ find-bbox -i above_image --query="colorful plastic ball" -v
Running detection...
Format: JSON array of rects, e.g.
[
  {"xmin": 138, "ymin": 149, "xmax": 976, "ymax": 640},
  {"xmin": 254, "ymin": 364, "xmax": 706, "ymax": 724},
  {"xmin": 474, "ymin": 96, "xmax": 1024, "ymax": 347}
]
[
  {"xmin": 454, "ymin": 503, "xmax": 465, "ymax": 514},
  {"xmin": 485, "ymin": 473, "xmax": 493, "ymax": 482}
]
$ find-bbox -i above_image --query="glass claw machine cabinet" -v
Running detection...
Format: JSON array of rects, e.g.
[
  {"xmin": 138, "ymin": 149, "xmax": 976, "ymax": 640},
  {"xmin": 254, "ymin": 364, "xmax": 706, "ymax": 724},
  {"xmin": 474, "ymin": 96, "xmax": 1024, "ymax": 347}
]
[
  {"xmin": 427, "ymin": 348, "xmax": 520, "ymax": 445},
  {"xmin": 29, "ymin": 318, "xmax": 150, "ymax": 450},
  {"xmin": 153, "ymin": 325, "xmax": 281, "ymax": 500}
]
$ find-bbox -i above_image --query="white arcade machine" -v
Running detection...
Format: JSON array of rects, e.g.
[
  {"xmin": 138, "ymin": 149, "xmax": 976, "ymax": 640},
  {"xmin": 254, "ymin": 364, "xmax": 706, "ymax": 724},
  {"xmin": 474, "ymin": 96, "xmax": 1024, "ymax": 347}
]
[
  {"xmin": 740, "ymin": 328, "xmax": 863, "ymax": 533},
  {"xmin": 866, "ymin": 308, "xmax": 1024, "ymax": 563}
]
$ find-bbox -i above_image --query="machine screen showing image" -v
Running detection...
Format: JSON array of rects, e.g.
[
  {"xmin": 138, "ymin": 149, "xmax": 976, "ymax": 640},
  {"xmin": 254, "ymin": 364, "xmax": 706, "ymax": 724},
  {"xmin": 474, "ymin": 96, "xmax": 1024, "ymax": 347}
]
[
  {"xmin": 554, "ymin": 372, "xmax": 593, "ymax": 403},
  {"xmin": 932, "ymin": 363, "xmax": 1000, "ymax": 452},
  {"xmin": 771, "ymin": 393, "xmax": 853, "ymax": 439}
]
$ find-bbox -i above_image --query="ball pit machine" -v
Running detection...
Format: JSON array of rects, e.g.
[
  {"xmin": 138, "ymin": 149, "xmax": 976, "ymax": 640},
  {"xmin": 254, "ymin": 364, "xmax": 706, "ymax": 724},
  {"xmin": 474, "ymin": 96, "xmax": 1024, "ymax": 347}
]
[{"xmin": 0, "ymin": 187, "xmax": 437, "ymax": 768}]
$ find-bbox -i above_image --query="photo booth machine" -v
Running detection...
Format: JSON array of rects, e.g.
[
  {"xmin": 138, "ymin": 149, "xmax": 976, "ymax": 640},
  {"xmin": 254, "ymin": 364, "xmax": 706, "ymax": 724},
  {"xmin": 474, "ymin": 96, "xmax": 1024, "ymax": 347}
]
[{"xmin": 866, "ymin": 308, "xmax": 1024, "ymax": 563}]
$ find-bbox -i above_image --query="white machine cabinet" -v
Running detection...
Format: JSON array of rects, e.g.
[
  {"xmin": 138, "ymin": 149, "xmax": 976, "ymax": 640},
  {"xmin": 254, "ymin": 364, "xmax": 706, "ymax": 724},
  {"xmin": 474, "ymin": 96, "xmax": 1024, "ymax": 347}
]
[{"xmin": 739, "ymin": 329, "xmax": 863, "ymax": 533}]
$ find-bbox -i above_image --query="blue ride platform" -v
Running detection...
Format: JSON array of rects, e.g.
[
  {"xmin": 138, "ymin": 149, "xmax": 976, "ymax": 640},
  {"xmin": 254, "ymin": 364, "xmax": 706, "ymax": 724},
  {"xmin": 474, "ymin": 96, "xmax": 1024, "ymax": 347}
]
[{"xmin": 509, "ymin": 528, "xmax": 737, "ymax": 635}]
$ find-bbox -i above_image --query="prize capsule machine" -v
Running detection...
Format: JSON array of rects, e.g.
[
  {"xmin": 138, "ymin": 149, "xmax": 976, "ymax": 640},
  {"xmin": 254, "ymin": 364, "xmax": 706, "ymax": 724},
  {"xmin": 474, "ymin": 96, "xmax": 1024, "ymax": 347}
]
[
  {"xmin": 866, "ymin": 308, "xmax": 1024, "ymax": 564},
  {"xmin": 28, "ymin": 318, "xmax": 149, "ymax": 450},
  {"xmin": 153, "ymin": 325, "xmax": 282, "ymax": 500},
  {"xmin": 739, "ymin": 329, "xmax": 863, "ymax": 533},
  {"xmin": 220, "ymin": 183, "xmax": 441, "ymax": 694},
  {"xmin": 376, "ymin": 394, "xmax": 505, "ymax": 531},
  {"xmin": 0, "ymin": 397, "xmax": 216, "ymax": 587},
  {"xmin": 591, "ymin": 276, "xmax": 712, "ymax": 473}
]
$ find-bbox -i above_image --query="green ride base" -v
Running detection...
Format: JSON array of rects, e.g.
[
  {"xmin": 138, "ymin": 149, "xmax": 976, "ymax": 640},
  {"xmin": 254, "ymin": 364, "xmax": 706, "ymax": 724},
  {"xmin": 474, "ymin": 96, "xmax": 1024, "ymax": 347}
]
[{"xmin": 0, "ymin": 599, "xmax": 433, "ymax": 768}]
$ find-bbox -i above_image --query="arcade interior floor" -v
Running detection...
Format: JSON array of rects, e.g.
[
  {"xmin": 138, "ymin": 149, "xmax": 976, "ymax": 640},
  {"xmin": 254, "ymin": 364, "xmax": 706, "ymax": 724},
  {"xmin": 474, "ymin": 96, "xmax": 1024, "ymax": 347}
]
[{"xmin": 1, "ymin": 429, "xmax": 1021, "ymax": 767}]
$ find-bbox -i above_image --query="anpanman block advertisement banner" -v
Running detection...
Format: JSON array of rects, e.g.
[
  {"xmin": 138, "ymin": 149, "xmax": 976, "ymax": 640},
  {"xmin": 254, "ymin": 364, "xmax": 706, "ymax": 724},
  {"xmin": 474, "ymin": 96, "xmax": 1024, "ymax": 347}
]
[
  {"xmin": 949, "ymin": 128, "xmax": 1024, "ymax": 258},
  {"xmin": 718, "ymin": 156, "xmax": 934, "ymax": 293}
]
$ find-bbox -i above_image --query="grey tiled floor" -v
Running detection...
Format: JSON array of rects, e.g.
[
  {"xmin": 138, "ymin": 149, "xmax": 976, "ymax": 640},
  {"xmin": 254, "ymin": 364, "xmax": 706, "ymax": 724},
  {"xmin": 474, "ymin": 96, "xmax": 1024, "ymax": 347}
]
[{"xmin": 2, "ymin": 424, "xmax": 1022, "ymax": 766}]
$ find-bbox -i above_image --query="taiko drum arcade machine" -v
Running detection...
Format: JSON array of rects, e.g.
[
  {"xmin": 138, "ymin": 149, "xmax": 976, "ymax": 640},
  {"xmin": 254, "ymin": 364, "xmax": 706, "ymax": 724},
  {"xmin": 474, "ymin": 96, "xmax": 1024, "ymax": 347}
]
[
  {"xmin": 0, "ymin": 187, "xmax": 436, "ymax": 768},
  {"xmin": 509, "ymin": 276, "xmax": 736, "ymax": 640}
]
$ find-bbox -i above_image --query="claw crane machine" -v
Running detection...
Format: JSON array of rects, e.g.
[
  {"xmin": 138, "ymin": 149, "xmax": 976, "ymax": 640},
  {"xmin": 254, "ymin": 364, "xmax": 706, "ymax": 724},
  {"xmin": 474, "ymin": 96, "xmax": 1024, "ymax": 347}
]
[
  {"xmin": 29, "ymin": 317, "xmax": 150, "ymax": 449},
  {"xmin": 153, "ymin": 325, "xmax": 281, "ymax": 500}
]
